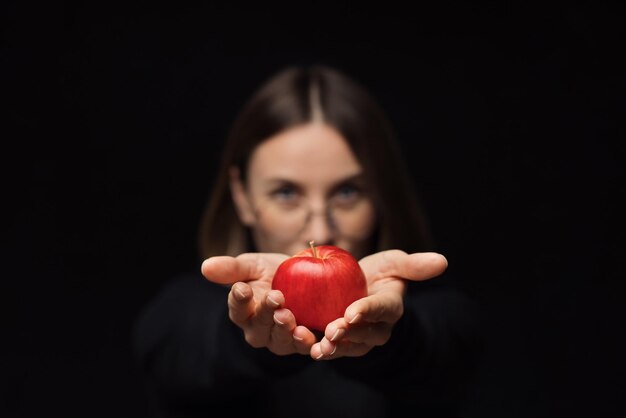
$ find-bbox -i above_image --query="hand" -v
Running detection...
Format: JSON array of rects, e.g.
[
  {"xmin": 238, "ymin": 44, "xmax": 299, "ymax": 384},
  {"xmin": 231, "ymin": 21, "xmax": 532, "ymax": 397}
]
[
  {"xmin": 310, "ymin": 250, "xmax": 448, "ymax": 360},
  {"xmin": 201, "ymin": 253, "xmax": 318, "ymax": 355}
]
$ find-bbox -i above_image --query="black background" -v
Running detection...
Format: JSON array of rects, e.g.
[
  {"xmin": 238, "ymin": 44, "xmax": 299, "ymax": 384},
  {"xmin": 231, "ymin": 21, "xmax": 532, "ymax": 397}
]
[{"xmin": 4, "ymin": 2, "xmax": 625, "ymax": 417}]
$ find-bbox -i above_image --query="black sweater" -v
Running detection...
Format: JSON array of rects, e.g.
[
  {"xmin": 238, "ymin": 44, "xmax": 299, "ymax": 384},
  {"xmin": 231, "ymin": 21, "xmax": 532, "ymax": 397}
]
[{"xmin": 132, "ymin": 272, "xmax": 483, "ymax": 418}]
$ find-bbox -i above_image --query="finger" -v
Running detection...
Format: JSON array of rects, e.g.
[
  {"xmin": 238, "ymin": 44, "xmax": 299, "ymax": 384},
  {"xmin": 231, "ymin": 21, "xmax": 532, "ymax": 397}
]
[
  {"xmin": 359, "ymin": 250, "xmax": 448, "ymax": 282},
  {"xmin": 255, "ymin": 289, "xmax": 284, "ymax": 327},
  {"xmin": 312, "ymin": 339, "xmax": 372, "ymax": 360},
  {"xmin": 293, "ymin": 326, "xmax": 317, "ymax": 354},
  {"xmin": 344, "ymin": 293, "xmax": 404, "ymax": 325},
  {"xmin": 266, "ymin": 308, "xmax": 299, "ymax": 356},
  {"xmin": 325, "ymin": 315, "xmax": 391, "ymax": 346},
  {"xmin": 233, "ymin": 289, "xmax": 282, "ymax": 349},
  {"xmin": 202, "ymin": 256, "xmax": 242, "ymax": 284},
  {"xmin": 201, "ymin": 253, "xmax": 288, "ymax": 284},
  {"xmin": 324, "ymin": 318, "xmax": 349, "ymax": 343},
  {"xmin": 271, "ymin": 308, "xmax": 297, "ymax": 346},
  {"xmin": 227, "ymin": 282, "xmax": 255, "ymax": 325},
  {"xmin": 319, "ymin": 337, "xmax": 338, "ymax": 357},
  {"xmin": 310, "ymin": 340, "xmax": 332, "ymax": 360},
  {"xmin": 342, "ymin": 321, "xmax": 392, "ymax": 346}
]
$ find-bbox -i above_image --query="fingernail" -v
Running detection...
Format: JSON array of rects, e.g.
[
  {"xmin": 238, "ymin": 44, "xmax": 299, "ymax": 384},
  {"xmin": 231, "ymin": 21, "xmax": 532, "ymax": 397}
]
[
  {"xmin": 293, "ymin": 333, "xmax": 303, "ymax": 341},
  {"xmin": 330, "ymin": 328, "xmax": 344, "ymax": 342},
  {"xmin": 273, "ymin": 313, "xmax": 284, "ymax": 325},
  {"xmin": 267, "ymin": 295, "xmax": 280, "ymax": 307},
  {"xmin": 315, "ymin": 352, "xmax": 324, "ymax": 360},
  {"xmin": 330, "ymin": 345, "xmax": 337, "ymax": 356},
  {"xmin": 348, "ymin": 313, "xmax": 362, "ymax": 324},
  {"xmin": 234, "ymin": 287, "xmax": 246, "ymax": 300}
]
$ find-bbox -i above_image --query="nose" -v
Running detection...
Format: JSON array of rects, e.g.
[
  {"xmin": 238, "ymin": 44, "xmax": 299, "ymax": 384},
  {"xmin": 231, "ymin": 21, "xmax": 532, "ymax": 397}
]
[{"xmin": 303, "ymin": 209, "xmax": 335, "ymax": 246}]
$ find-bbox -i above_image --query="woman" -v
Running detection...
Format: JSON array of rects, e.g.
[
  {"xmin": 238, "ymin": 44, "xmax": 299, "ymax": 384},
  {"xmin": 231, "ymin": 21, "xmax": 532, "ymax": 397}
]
[{"xmin": 133, "ymin": 65, "xmax": 481, "ymax": 417}]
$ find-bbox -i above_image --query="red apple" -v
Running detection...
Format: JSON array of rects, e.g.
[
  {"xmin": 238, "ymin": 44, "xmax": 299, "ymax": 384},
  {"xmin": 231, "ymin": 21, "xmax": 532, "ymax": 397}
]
[{"xmin": 271, "ymin": 242, "xmax": 368, "ymax": 332}]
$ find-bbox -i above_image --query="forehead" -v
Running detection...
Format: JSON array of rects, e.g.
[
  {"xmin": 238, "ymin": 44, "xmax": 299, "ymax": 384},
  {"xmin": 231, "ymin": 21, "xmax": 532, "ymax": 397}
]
[{"xmin": 247, "ymin": 123, "xmax": 363, "ymax": 183}]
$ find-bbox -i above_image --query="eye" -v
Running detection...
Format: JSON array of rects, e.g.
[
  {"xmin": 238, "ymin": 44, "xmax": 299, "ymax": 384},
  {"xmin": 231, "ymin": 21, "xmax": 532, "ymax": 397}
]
[
  {"xmin": 331, "ymin": 183, "xmax": 362, "ymax": 207},
  {"xmin": 270, "ymin": 184, "xmax": 302, "ymax": 206}
]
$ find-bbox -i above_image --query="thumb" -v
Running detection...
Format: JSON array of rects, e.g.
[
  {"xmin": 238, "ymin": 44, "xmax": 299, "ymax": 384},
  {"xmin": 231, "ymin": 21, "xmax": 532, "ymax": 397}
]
[
  {"xmin": 360, "ymin": 250, "xmax": 448, "ymax": 282},
  {"xmin": 393, "ymin": 252, "xmax": 448, "ymax": 281},
  {"xmin": 201, "ymin": 253, "xmax": 289, "ymax": 284},
  {"xmin": 201, "ymin": 256, "xmax": 241, "ymax": 284}
]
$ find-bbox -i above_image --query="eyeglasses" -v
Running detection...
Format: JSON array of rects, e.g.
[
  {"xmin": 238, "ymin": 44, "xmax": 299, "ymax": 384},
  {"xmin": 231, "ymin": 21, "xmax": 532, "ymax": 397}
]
[{"xmin": 249, "ymin": 184, "xmax": 374, "ymax": 242}]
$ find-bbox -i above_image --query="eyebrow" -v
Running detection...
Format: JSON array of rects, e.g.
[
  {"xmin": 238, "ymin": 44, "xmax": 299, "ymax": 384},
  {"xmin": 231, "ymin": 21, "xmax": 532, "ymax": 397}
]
[{"xmin": 263, "ymin": 173, "xmax": 367, "ymax": 188}]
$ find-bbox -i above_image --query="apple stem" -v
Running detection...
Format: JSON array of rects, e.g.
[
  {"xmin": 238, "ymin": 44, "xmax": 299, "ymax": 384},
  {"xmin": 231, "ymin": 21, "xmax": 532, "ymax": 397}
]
[{"xmin": 309, "ymin": 240, "xmax": 319, "ymax": 258}]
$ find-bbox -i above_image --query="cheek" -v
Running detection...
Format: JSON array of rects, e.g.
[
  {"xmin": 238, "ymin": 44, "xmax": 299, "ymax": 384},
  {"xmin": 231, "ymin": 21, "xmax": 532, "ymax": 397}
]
[{"xmin": 338, "ymin": 201, "xmax": 377, "ymax": 239}]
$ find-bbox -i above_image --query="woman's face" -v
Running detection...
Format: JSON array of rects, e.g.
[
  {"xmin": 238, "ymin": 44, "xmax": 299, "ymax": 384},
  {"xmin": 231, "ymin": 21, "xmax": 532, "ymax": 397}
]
[{"xmin": 231, "ymin": 122, "xmax": 377, "ymax": 259}]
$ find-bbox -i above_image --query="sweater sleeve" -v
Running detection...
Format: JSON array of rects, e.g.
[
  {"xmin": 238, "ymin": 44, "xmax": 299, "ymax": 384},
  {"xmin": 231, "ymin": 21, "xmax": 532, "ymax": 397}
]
[
  {"xmin": 329, "ymin": 273, "xmax": 485, "ymax": 408},
  {"xmin": 131, "ymin": 273, "xmax": 310, "ymax": 411}
]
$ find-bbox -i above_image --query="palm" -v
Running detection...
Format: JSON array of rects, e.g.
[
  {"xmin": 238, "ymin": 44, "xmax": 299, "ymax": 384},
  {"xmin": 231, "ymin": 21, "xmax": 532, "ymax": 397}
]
[
  {"xmin": 308, "ymin": 250, "xmax": 448, "ymax": 360},
  {"xmin": 201, "ymin": 252, "xmax": 317, "ymax": 355},
  {"xmin": 359, "ymin": 251, "xmax": 408, "ymax": 296}
]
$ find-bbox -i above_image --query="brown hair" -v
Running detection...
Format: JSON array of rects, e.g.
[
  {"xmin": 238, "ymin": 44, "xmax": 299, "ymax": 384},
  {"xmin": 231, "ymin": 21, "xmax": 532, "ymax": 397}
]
[{"xmin": 198, "ymin": 65, "xmax": 432, "ymax": 259}]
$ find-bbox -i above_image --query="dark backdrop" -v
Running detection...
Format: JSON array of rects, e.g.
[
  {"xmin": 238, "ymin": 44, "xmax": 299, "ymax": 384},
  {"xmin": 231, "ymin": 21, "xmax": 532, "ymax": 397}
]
[{"xmin": 5, "ymin": 3, "xmax": 624, "ymax": 417}]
